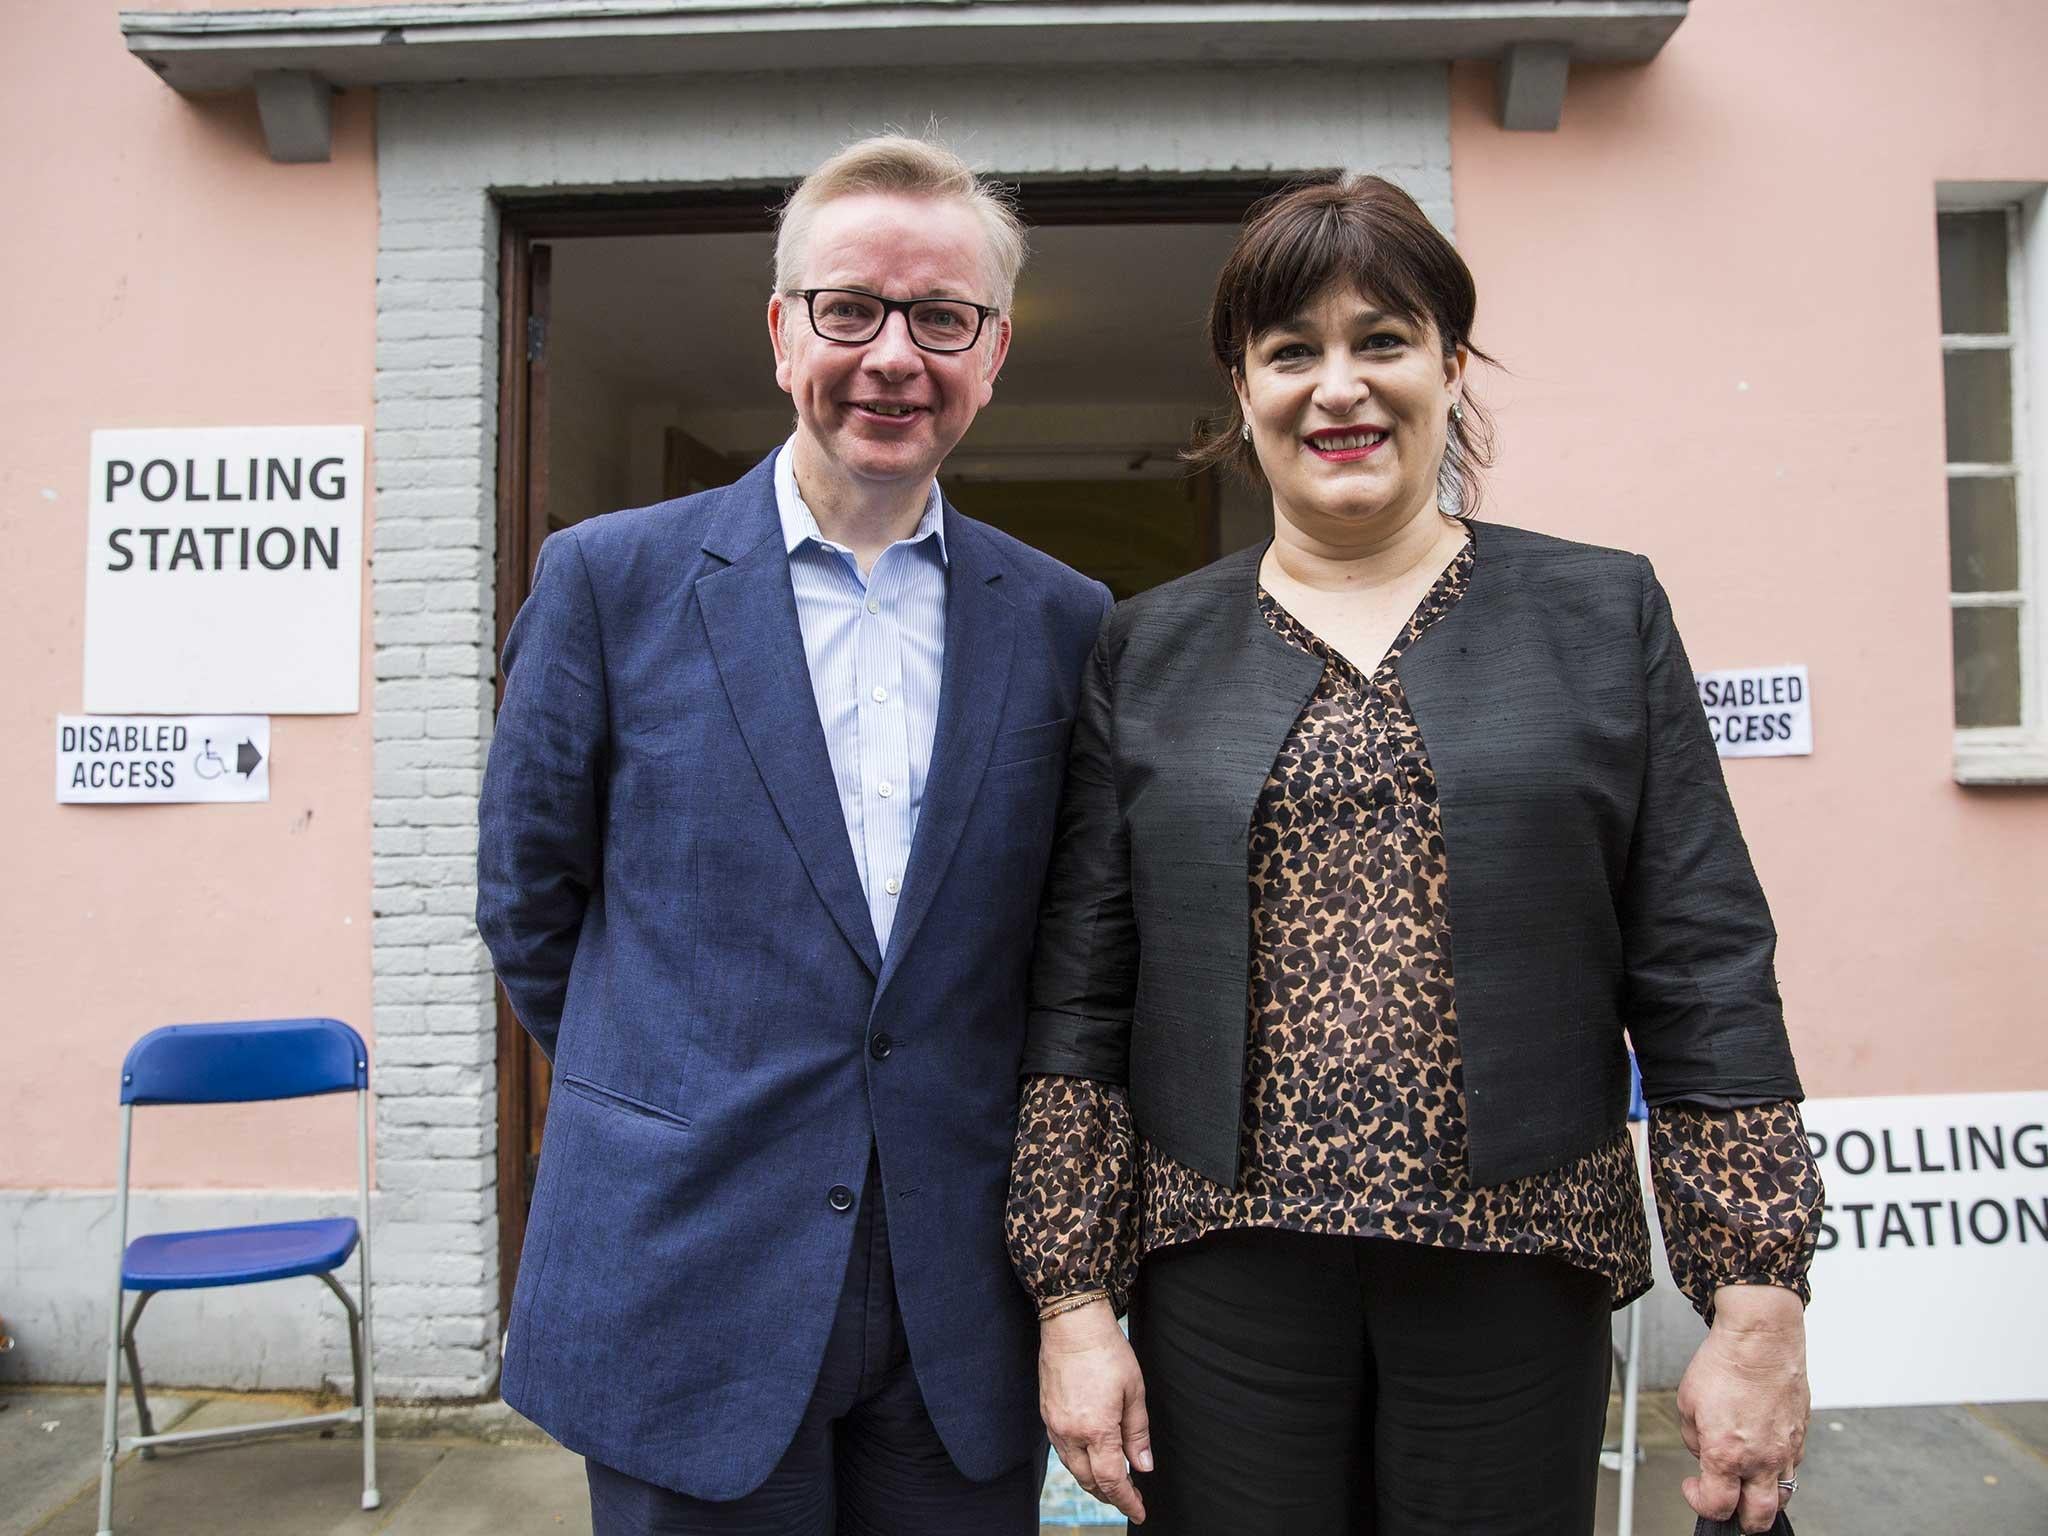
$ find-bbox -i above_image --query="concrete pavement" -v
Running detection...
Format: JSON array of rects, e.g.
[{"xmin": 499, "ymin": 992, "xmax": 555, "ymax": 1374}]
[
  {"xmin": 1593, "ymin": 1390, "xmax": 2048, "ymax": 1535},
  {"xmin": 5, "ymin": 1384, "xmax": 2044, "ymax": 1534},
  {"xmin": 5, "ymin": 1387, "xmax": 585, "ymax": 1536}
]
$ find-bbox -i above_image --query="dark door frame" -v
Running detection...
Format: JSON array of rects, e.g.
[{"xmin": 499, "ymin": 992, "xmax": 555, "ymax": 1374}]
[{"xmin": 490, "ymin": 175, "xmax": 1299, "ymax": 1319}]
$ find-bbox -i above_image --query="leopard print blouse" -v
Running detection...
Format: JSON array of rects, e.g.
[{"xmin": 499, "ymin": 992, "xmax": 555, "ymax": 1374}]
[{"xmin": 1005, "ymin": 538, "xmax": 1823, "ymax": 1320}]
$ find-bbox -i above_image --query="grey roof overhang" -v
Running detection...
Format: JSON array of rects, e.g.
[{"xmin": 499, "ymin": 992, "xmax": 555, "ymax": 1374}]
[{"xmin": 120, "ymin": 1, "xmax": 1687, "ymax": 92}]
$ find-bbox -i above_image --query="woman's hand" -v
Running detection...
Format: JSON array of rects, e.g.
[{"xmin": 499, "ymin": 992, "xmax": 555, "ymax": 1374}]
[
  {"xmin": 1040, "ymin": 1297, "xmax": 1151, "ymax": 1523},
  {"xmin": 1676, "ymin": 1284, "xmax": 1809, "ymax": 1534}
]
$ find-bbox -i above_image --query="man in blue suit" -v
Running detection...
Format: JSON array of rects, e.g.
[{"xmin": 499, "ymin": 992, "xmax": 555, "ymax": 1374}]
[{"xmin": 476, "ymin": 135, "xmax": 1110, "ymax": 1534}]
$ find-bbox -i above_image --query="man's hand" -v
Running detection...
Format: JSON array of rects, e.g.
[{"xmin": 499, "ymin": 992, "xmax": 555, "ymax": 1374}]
[
  {"xmin": 1039, "ymin": 1298, "xmax": 1151, "ymax": 1524},
  {"xmin": 1677, "ymin": 1284, "xmax": 1808, "ymax": 1534}
]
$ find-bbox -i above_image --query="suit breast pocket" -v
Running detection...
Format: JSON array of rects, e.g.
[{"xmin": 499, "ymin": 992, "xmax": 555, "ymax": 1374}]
[{"xmin": 990, "ymin": 717, "xmax": 1072, "ymax": 767}]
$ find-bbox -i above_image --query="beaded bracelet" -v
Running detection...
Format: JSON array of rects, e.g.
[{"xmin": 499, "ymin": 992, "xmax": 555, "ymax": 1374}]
[{"xmin": 1037, "ymin": 1290, "xmax": 1108, "ymax": 1322}]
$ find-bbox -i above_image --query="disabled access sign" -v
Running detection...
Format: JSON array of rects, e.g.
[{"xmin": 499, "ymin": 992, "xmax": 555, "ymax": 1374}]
[{"xmin": 56, "ymin": 714, "xmax": 270, "ymax": 804}]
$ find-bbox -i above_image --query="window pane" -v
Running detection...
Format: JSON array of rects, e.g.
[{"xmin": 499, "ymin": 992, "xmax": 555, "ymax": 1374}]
[
  {"xmin": 1938, "ymin": 211, "xmax": 2010, "ymax": 334},
  {"xmin": 1953, "ymin": 605, "xmax": 2023, "ymax": 727},
  {"xmin": 1949, "ymin": 475, "xmax": 2022, "ymax": 591},
  {"xmin": 1944, "ymin": 349, "xmax": 2014, "ymax": 462}
]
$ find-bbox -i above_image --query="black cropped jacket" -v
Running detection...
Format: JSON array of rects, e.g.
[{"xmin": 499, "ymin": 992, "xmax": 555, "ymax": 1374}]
[{"xmin": 1019, "ymin": 522, "xmax": 1804, "ymax": 1189}]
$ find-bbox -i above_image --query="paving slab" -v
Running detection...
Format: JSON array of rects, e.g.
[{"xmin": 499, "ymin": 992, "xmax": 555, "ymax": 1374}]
[
  {"xmin": 1598, "ymin": 1399, "xmax": 2048, "ymax": 1536},
  {"xmin": 26, "ymin": 1423, "xmax": 445, "ymax": 1536},
  {"xmin": 379, "ymin": 1444, "xmax": 590, "ymax": 1536},
  {"xmin": 1975, "ymin": 1399, "xmax": 2048, "ymax": 1459},
  {"xmin": 10, "ymin": 1386, "xmax": 2043, "ymax": 1535},
  {"xmin": 1788, "ymin": 1404, "xmax": 2048, "ymax": 1535},
  {"xmin": 0, "ymin": 1387, "xmax": 194, "ymax": 1536}
]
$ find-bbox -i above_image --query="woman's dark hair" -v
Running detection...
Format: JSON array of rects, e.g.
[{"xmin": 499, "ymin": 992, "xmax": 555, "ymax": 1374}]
[{"xmin": 1189, "ymin": 174, "xmax": 1497, "ymax": 515}]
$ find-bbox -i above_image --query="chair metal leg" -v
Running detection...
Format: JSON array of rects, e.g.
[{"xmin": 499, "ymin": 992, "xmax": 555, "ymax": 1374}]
[
  {"xmin": 98, "ymin": 1108, "xmax": 135, "ymax": 1536},
  {"xmin": 355, "ymin": 1087, "xmax": 381, "ymax": 1511},
  {"xmin": 1617, "ymin": 1294, "xmax": 1643, "ymax": 1536},
  {"xmin": 96, "ymin": 1284, "xmax": 123, "ymax": 1536},
  {"xmin": 313, "ymin": 1270, "xmax": 365, "ymax": 1408},
  {"xmin": 119, "ymin": 1292, "xmax": 159, "ymax": 1459}
]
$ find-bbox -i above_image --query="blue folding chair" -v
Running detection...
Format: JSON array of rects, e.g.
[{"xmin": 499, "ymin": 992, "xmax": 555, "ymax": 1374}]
[{"xmin": 96, "ymin": 1019, "xmax": 379, "ymax": 1535}]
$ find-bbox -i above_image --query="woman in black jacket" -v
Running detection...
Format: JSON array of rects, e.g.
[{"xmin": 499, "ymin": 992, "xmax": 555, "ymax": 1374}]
[{"xmin": 1005, "ymin": 176, "xmax": 1822, "ymax": 1536}]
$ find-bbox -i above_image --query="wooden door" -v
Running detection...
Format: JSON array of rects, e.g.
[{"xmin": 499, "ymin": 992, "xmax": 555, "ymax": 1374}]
[
  {"xmin": 483, "ymin": 178, "xmax": 1281, "ymax": 1320},
  {"xmin": 492, "ymin": 237, "xmax": 551, "ymax": 1321}
]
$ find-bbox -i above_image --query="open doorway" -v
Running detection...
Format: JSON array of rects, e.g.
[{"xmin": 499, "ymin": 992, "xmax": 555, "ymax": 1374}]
[
  {"xmin": 492, "ymin": 183, "xmax": 1281, "ymax": 1308},
  {"xmin": 540, "ymin": 218, "xmax": 1270, "ymax": 578}
]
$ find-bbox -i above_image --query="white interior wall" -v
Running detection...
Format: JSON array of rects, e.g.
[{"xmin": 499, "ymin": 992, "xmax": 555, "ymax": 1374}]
[{"xmin": 547, "ymin": 355, "xmax": 636, "ymax": 527}]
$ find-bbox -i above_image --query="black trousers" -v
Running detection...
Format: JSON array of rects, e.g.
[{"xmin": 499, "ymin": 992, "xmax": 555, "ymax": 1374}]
[
  {"xmin": 1129, "ymin": 1228, "xmax": 1613, "ymax": 1536},
  {"xmin": 586, "ymin": 1160, "xmax": 1044, "ymax": 1536}
]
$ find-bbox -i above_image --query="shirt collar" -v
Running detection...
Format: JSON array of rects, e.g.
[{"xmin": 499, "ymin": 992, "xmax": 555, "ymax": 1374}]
[{"xmin": 774, "ymin": 437, "xmax": 948, "ymax": 565}]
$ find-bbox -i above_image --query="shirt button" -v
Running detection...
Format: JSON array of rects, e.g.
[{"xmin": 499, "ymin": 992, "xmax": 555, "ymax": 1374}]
[
  {"xmin": 828, "ymin": 1185, "xmax": 855, "ymax": 1213},
  {"xmin": 884, "ymin": 876, "xmax": 901, "ymax": 896},
  {"xmin": 866, "ymin": 598, "xmax": 880, "ymax": 615},
  {"xmin": 877, "ymin": 780, "xmax": 894, "ymax": 798},
  {"xmin": 872, "ymin": 686, "xmax": 888, "ymax": 703},
  {"xmin": 870, "ymin": 1033, "xmax": 893, "ymax": 1060}
]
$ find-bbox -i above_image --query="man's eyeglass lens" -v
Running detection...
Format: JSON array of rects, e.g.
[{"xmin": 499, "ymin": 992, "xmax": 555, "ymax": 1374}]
[{"xmin": 805, "ymin": 290, "xmax": 987, "ymax": 352}]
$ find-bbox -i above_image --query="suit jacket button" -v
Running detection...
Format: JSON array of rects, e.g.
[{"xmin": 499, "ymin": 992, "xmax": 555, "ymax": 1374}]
[
  {"xmin": 869, "ymin": 1033, "xmax": 892, "ymax": 1060},
  {"xmin": 828, "ymin": 1185, "xmax": 855, "ymax": 1213}
]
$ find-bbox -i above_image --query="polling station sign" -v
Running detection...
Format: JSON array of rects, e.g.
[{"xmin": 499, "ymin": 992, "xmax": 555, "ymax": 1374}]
[
  {"xmin": 1695, "ymin": 664, "xmax": 1811, "ymax": 758},
  {"xmin": 56, "ymin": 715, "xmax": 269, "ymax": 804},
  {"xmin": 1802, "ymin": 1092, "xmax": 2048, "ymax": 1408},
  {"xmin": 84, "ymin": 426, "xmax": 363, "ymax": 714}
]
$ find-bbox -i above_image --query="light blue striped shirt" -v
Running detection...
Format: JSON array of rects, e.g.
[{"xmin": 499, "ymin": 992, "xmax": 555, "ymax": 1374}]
[{"xmin": 774, "ymin": 440, "xmax": 949, "ymax": 953}]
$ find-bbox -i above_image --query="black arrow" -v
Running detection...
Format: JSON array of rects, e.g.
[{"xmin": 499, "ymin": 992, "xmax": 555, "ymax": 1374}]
[{"xmin": 237, "ymin": 739, "xmax": 263, "ymax": 778}]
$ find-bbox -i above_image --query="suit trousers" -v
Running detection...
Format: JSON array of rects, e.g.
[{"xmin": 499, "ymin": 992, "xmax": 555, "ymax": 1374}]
[
  {"xmin": 1129, "ymin": 1227, "xmax": 1613, "ymax": 1536},
  {"xmin": 585, "ymin": 1157, "xmax": 1045, "ymax": 1536}
]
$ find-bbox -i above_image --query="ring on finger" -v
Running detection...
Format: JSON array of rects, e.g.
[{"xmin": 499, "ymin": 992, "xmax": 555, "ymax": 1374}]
[{"xmin": 1777, "ymin": 1476, "xmax": 1798, "ymax": 1496}]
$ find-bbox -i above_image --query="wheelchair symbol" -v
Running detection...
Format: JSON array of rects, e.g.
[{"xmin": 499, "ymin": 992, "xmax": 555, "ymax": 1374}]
[{"xmin": 193, "ymin": 739, "xmax": 226, "ymax": 780}]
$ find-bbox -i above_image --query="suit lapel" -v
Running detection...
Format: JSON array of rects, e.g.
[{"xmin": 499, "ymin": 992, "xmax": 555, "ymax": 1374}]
[
  {"xmin": 694, "ymin": 460, "xmax": 882, "ymax": 977},
  {"xmin": 875, "ymin": 509, "xmax": 1014, "ymax": 998}
]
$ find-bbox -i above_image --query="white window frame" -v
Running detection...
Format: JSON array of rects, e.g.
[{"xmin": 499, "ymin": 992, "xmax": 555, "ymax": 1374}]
[{"xmin": 1940, "ymin": 183, "xmax": 2048, "ymax": 784}]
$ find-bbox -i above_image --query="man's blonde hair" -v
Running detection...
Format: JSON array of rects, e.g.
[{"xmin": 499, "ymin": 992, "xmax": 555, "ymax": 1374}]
[{"xmin": 774, "ymin": 133, "xmax": 1028, "ymax": 314}]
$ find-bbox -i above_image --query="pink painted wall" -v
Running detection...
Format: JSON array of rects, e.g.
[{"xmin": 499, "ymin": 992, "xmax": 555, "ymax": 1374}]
[
  {"xmin": 7, "ymin": 0, "xmax": 2044, "ymax": 1203},
  {"xmin": 1449, "ymin": 0, "xmax": 2048, "ymax": 1096},
  {"xmin": 0, "ymin": 2, "xmax": 379, "ymax": 1189}
]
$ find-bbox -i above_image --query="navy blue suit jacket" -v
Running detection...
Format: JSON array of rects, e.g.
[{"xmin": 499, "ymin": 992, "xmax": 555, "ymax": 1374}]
[{"xmin": 476, "ymin": 452, "xmax": 1109, "ymax": 1498}]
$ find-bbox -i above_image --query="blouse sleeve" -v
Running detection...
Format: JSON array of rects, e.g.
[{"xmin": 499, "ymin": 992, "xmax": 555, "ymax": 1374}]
[
  {"xmin": 1006, "ymin": 1073, "xmax": 1141, "ymax": 1317},
  {"xmin": 1648, "ymin": 1099, "xmax": 1824, "ymax": 1321}
]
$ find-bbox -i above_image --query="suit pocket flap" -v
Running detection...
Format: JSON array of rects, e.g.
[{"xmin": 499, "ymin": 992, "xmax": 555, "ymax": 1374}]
[{"xmin": 559, "ymin": 1072, "xmax": 693, "ymax": 1130}]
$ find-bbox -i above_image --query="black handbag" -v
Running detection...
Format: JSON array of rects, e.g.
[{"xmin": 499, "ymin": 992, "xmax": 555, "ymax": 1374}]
[{"xmin": 1695, "ymin": 1515, "xmax": 1794, "ymax": 1535}]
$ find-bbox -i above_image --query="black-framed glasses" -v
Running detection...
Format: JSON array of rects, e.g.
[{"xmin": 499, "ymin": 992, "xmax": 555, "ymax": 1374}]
[{"xmin": 786, "ymin": 288, "xmax": 998, "ymax": 353}]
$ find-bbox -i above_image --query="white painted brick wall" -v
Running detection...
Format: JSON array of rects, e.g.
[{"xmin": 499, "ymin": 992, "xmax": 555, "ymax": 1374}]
[
  {"xmin": 1, "ymin": 1192, "xmax": 377, "ymax": 1390},
  {"xmin": 372, "ymin": 61, "xmax": 1452, "ymax": 1400}
]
